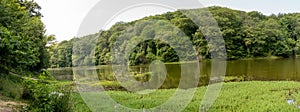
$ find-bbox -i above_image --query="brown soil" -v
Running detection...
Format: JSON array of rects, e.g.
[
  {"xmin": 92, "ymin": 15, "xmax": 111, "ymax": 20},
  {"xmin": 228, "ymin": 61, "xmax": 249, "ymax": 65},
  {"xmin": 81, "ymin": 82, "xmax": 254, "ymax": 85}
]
[{"xmin": 0, "ymin": 94, "xmax": 26, "ymax": 112}]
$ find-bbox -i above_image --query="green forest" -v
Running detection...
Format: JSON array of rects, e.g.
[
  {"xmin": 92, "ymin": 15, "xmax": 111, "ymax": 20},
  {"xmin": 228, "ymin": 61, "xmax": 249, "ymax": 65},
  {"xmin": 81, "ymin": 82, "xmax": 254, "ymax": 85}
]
[
  {"xmin": 2, "ymin": 0, "xmax": 300, "ymax": 111},
  {"xmin": 49, "ymin": 6, "xmax": 300, "ymax": 68}
]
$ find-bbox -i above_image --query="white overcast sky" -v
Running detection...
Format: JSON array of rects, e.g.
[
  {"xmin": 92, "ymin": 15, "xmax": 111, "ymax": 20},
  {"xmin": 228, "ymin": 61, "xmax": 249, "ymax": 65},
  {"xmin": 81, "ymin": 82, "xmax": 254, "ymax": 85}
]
[{"xmin": 34, "ymin": 0, "xmax": 300, "ymax": 41}]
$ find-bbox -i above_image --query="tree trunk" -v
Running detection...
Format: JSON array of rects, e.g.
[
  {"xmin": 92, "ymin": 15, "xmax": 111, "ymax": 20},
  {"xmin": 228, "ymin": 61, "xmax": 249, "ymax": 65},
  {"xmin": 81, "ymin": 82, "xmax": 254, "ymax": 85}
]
[{"xmin": 292, "ymin": 50, "xmax": 297, "ymax": 58}]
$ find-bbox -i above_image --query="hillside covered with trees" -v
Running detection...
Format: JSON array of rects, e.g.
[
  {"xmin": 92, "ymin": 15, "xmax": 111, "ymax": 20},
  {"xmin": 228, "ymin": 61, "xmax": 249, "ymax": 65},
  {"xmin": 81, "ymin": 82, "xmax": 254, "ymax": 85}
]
[
  {"xmin": 2, "ymin": 1, "xmax": 300, "ymax": 111},
  {"xmin": 50, "ymin": 6, "xmax": 300, "ymax": 68}
]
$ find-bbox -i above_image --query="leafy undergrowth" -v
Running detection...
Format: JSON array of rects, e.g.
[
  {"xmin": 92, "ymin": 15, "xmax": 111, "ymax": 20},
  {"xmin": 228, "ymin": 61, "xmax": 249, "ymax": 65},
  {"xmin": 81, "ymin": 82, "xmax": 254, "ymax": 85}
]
[
  {"xmin": 0, "ymin": 72, "xmax": 74, "ymax": 112},
  {"xmin": 71, "ymin": 81, "xmax": 300, "ymax": 112},
  {"xmin": 202, "ymin": 81, "xmax": 300, "ymax": 112}
]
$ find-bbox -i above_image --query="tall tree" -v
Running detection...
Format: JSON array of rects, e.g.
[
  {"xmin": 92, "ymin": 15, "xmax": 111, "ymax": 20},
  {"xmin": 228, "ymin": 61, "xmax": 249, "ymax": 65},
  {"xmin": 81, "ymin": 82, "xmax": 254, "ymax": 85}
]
[
  {"xmin": 279, "ymin": 14, "xmax": 300, "ymax": 58},
  {"xmin": 0, "ymin": 0, "xmax": 49, "ymax": 74}
]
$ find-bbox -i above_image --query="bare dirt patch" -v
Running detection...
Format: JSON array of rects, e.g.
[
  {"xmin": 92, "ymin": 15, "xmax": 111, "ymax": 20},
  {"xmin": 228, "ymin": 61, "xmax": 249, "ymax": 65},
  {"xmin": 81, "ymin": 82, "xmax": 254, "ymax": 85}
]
[{"xmin": 0, "ymin": 95, "xmax": 26, "ymax": 112}]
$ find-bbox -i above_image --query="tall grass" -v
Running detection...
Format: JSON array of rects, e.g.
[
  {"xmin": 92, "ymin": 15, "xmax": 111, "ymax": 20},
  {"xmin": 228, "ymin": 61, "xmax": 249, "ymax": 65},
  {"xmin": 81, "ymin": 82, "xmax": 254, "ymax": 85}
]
[{"xmin": 70, "ymin": 81, "xmax": 300, "ymax": 111}]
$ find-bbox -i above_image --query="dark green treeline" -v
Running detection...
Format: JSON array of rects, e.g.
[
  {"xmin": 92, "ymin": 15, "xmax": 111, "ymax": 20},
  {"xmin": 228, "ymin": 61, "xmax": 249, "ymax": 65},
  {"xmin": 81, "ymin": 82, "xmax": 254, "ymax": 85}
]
[{"xmin": 49, "ymin": 6, "xmax": 300, "ymax": 68}]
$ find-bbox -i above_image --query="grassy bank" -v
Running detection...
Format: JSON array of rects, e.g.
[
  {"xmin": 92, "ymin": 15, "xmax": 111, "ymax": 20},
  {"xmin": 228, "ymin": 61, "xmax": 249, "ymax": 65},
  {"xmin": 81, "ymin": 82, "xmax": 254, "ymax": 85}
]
[
  {"xmin": 1, "ymin": 74, "xmax": 300, "ymax": 111},
  {"xmin": 71, "ymin": 81, "xmax": 300, "ymax": 112}
]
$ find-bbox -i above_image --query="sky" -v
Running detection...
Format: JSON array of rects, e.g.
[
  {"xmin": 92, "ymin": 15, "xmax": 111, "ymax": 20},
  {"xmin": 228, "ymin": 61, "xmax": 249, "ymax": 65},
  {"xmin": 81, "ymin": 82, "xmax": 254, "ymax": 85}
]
[{"xmin": 34, "ymin": 0, "xmax": 300, "ymax": 42}]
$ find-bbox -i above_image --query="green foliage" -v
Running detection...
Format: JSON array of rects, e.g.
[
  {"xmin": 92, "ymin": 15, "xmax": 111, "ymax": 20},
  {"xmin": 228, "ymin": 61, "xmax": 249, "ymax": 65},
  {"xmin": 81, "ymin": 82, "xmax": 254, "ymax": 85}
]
[
  {"xmin": 0, "ymin": 75, "xmax": 23, "ymax": 99},
  {"xmin": 133, "ymin": 72, "xmax": 151, "ymax": 82},
  {"xmin": 72, "ymin": 34, "xmax": 98, "ymax": 66},
  {"xmin": 224, "ymin": 76, "xmax": 245, "ymax": 82},
  {"xmin": 0, "ymin": 0, "xmax": 51, "ymax": 73},
  {"xmin": 95, "ymin": 23, "xmax": 129, "ymax": 65},
  {"xmin": 69, "ymin": 81, "xmax": 300, "ymax": 111},
  {"xmin": 49, "ymin": 40, "xmax": 73, "ymax": 68},
  {"xmin": 51, "ymin": 6, "xmax": 300, "ymax": 67},
  {"xmin": 18, "ymin": 0, "xmax": 43, "ymax": 17},
  {"xmin": 279, "ymin": 13, "xmax": 300, "ymax": 57},
  {"xmin": 69, "ymin": 93, "xmax": 92, "ymax": 112},
  {"xmin": 22, "ymin": 72, "xmax": 72, "ymax": 112}
]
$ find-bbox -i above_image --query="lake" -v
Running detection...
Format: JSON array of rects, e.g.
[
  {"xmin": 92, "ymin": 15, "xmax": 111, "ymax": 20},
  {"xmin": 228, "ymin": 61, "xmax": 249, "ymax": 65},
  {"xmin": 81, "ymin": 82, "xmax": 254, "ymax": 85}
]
[{"xmin": 48, "ymin": 58, "xmax": 300, "ymax": 89}]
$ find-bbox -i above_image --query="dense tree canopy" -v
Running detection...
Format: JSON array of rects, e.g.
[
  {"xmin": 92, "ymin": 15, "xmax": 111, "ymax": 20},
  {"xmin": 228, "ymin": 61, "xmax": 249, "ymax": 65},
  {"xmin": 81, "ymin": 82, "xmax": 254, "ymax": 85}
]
[
  {"xmin": 50, "ymin": 6, "xmax": 300, "ymax": 68},
  {"xmin": 0, "ymin": 0, "xmax": 51, "ymax": 74}
]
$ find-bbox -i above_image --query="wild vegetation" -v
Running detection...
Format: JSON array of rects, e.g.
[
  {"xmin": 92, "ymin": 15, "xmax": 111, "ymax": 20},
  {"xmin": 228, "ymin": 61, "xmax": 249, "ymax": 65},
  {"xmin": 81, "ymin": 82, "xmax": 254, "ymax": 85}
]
[
  {"xmin": 70, "ymin": 81, "xmax": 300, "ymax": 111},
  {"xmin": 1, "ymin": 0, "xmax": 300, "ymax": 111},
  {"xmin": 0, "ymin": 0, "xmax": 71, "ymax": 111},
  {"xmin": 0, "ymin": 0, "xmax": 56, "ymax": 73},
  {"xmin": 50, "ymin": 6, "xmax": 300, "ymax": 67}
]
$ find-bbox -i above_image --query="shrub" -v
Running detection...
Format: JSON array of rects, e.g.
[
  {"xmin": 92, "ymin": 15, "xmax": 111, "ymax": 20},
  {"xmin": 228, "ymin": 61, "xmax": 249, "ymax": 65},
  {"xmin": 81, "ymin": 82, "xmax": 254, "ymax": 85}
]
[
  {"xmin": 134, "ymin": 72, "xmax": 151, "ymax": 82},
  {"xmin": 0, "ymin": 75, "xmax": 23, "ymax": 99},
  {"xmin": 22, "ymin": 72, "xmax": 72, "ymax": 112}
]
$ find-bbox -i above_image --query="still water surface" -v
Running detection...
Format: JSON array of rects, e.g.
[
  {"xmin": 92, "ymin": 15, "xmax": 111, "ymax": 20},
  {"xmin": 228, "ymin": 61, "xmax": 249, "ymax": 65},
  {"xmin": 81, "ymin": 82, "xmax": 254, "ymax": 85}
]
[{"xmin": 48, "ymin": 58, "xmax": 300, "ymax": 89}]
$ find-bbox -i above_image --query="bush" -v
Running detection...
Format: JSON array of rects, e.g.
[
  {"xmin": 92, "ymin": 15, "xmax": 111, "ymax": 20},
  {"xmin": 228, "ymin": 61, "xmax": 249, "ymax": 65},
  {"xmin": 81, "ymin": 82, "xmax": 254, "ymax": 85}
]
[
  {"xmin": 134, "ymin": 72, "xmax": 151, "ymax": 82},
  {"xmin": 0, "ymin": 75, "xmax": 23, "ymax": 99},
  {"xmin": 22, "ymin": 72, "xmax": 72, "ymax": 112}
]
